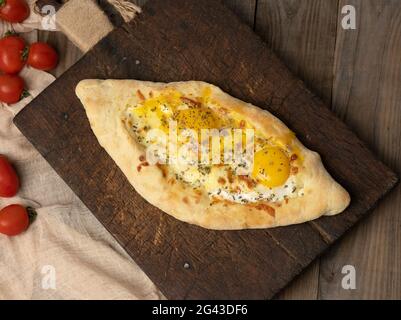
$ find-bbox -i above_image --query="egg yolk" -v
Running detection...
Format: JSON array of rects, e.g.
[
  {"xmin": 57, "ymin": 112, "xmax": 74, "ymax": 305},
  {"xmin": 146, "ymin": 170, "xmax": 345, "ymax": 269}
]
[
  {"xmin": 252, "ymin": 147, "xmax": 290, "ymax": 188},
  {"xmin": 174, "ymin": 108, "xmax": 222, "ymax": 131}
]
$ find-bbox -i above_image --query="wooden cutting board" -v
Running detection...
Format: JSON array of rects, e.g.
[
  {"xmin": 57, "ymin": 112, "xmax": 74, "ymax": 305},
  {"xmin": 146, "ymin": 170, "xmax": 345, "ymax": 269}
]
[{"xmin": 14, "ymin": 0, "xmax": 398, "ymax": 299}]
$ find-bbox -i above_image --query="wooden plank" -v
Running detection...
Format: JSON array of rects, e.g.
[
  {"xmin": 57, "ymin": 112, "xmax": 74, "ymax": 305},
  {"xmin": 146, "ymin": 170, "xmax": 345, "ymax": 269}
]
[
  {"xmin": 137, "ymin": 0, "xmax": 259, "ymax": 27},
  {"xmin": 255, "ymin": 0, "xmax": 339, "ymax": 299},
  {"xmin": 14, "ymin": 0, "xmax": 397, "ymax": 299},
  {"xmin": 223, "ymin": 0, "xmax": 257, "ymax": 27},
  {"xmin": 255, "ymin": 0, "xmax": 339, "ymax": 104},
  {"xmin": 275, "ymin": 260, "xmax": 320, "ymax": 299},
  {"xmin": 318, "ymin": 0, "xmax": 401, "ymax": 299},
  {"xmin": 131, "ymin": 0, "xmax": 149, "ymax": 6}
]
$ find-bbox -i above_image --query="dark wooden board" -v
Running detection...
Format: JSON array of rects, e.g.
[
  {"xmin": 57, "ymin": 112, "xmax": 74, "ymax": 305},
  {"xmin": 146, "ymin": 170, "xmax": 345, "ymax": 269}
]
[{"xmin": 14, "ymin": 0, "xmax": 398, "ymax": 299}]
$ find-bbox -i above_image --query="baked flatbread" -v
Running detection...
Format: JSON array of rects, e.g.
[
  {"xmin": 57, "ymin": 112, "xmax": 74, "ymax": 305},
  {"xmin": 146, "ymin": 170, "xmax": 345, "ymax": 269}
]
[{"xmin": 76, "ymin": 80, "xmax": 350, "ymax": 230}]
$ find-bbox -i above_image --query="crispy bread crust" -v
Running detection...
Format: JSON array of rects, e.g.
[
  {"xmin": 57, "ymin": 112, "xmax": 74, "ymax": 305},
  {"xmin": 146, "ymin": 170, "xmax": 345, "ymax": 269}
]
[{"xmin": 76, "ymin": 79, "xmax": 350, "ymax": 230}]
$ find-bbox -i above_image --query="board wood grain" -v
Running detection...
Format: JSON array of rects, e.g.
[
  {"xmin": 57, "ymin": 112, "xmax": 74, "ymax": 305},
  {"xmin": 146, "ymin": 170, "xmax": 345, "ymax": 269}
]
[
  {"xmin": 255, "ymin": 0, "xmax": 339, "ymax": 299},
  {"xmin": 15, "ymin": 0, "xmax": 397, "ymax": 299},
  {"xmin": 318, "ymin": 0, "xmax": 401, "ymax": 299},
  {"xmin": 255, "ymin": 0, "xmax": 338, "ymax": 104},
  {"xmin": 223, "ymin": 0, "xmax": 257, "ymax": 27}
]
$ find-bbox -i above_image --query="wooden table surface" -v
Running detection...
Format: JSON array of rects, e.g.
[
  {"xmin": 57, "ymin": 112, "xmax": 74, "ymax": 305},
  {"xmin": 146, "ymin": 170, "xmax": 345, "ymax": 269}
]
[{"xmin": 33, "ymin": 0, "xmax": 400, "ymax": 299}]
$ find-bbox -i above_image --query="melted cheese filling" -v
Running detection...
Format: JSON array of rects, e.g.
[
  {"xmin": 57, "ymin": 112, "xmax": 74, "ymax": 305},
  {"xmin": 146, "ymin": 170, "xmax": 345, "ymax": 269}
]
[{"xmin": 124, "ymin": 88, "xmax": 304, "ymax": 204}]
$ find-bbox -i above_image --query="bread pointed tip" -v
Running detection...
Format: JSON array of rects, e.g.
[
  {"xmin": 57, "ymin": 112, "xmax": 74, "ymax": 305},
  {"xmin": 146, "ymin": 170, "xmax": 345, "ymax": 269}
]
[{"xmin": 326, "ymin": 183, "xmax": 351, "ymax": 216}]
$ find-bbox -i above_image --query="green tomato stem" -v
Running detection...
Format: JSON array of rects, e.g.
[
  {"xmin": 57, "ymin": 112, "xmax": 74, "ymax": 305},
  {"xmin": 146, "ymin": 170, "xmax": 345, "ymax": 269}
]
[
  {"xmin": 20, "ymin": 90, "xmax": 30, "ymax": 100},
  {"xmin": 22, "ymin": 46, "xmax": 29, "ymax": 61},
  {"xmin": 27, "ymin": 207, "xmax": 37, "ymax": 225}
]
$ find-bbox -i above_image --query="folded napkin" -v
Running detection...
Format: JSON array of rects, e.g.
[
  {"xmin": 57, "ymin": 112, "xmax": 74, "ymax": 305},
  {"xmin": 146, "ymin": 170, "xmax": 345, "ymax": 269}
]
[{"xmin": 0, "ymin": 0, "xmax": 162, "ymax": 300}]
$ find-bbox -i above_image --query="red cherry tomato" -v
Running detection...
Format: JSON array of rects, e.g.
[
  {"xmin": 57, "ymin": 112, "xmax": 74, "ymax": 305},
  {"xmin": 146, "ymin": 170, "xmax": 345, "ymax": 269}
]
[
  {"xmin": 27, "ymin": 42, "xmax": 58, "ymax": 71},
  {"xmin": 0, "ymin": 155, "xmax": 20, "ymax": 197},
  {"xmin": 0, "ymin": 204, "xmax": 29, "ymax": 236},
  {"xmin": 0, "ymin": 74, "xmax": 25, "ymax": 104},
  {"xmin": 0, "ymin": 0, "xmax": 30, "ymax": 23},
  {"xmin": 0, "ymin": 34, "xmax": 27, "ymax": 74}
]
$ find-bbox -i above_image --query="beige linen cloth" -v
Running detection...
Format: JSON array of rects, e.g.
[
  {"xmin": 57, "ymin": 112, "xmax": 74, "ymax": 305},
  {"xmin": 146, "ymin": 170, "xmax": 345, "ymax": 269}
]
[{"xmin": 0, "ymin": 0, "xmax": 162, "ymax": 300}]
